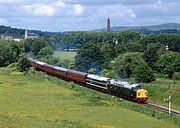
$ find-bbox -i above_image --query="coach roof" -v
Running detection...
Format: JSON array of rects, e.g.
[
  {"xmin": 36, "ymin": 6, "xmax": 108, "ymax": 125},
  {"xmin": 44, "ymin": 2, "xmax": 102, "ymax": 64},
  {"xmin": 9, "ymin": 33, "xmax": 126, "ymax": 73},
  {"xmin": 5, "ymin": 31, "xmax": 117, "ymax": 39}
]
[
  {"xmin": 87, "ymin": 74, "xmax": 110, "ymax": 82},
  {"xmin": 54, "ymin": 66, "xmax": 68, "ymax": 72}
]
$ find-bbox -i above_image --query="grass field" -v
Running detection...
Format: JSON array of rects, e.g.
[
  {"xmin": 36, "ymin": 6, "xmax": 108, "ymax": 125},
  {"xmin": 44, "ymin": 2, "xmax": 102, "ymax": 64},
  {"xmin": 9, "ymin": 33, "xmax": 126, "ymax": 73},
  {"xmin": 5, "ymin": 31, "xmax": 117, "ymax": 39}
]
[
  {"xmin": 0, "ymin": 67, "xmax": 179, "ymax": 128},
  {"xmin": 53, "ymin": 51, "xmax": 76, "ymax": 61},
  {"xmin": 142, "ymin": 78, "xmax": 180, "ymax": 110}
]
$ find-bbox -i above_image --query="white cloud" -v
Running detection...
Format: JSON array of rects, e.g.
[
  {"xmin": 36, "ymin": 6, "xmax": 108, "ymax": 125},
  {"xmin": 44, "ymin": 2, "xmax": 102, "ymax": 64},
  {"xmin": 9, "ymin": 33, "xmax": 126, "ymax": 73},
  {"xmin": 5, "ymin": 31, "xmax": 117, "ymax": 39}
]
[
  {"xmin": 73, "ymin": 4, "xmax": 85, "ymax": 15},
  {"xmin": 55, "ymin": 0, "xmax": 66, "ymax": 8},
  {"xmin": 34, "ymin": 4, "xmax": 56, "ymax": 16},
  {"xmin": 24, "ymin": 4, "xmax": 56, "ymax": 16}
]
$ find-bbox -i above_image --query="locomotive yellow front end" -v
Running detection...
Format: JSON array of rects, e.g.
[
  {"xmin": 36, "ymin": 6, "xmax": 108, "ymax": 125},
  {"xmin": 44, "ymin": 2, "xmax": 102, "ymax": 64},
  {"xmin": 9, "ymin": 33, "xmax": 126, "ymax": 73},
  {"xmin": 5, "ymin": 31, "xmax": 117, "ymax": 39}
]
[{"xmin": 136, "ymin": 89, "xmax": 148, "ymax": 103}]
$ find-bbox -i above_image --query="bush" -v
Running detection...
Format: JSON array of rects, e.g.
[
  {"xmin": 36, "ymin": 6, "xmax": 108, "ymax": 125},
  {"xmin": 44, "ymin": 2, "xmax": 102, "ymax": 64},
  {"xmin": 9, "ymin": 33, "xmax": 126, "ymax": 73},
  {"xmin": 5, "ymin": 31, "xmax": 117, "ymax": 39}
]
[
  {"xmin": 155, "ymin": 52, "xmax": 180, "ymax": 78},
  {"xmin": 7, "ymin": 62, "xmax": 17, "ymax": 68},
  {"xmin": 10, "ymin": 71, "xmax": 24, "ymax": 76},
  {"xmin": 101, "ymin": 69, "xmax": 116, "ymax": 78},
  {"xmin": 172, "ymin": 72, "xmax": 180, "ymax": 80},
  {"xmin": 16, "ymin": 57, "xmax": 31, "ymax": 72},
  {"xmin": 88, "ymin": 68, "xmax": 96, "ymax": 74},
  {"xmin": 133, "ymin": 63, "xmax": 155, "ymax": 83}
]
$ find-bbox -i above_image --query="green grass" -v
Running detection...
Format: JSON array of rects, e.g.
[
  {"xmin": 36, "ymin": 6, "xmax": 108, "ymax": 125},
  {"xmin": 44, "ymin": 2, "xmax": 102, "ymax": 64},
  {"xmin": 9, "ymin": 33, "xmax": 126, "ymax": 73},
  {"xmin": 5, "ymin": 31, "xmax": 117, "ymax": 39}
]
[
  {"xmin": 53, "ymin": 51, "xmax": 76, "ymax": 61},
  {"xmin": 0, "ymin": 67, "xmax": 179, "ymax": 128},
  {"xmin": 142, "ymin": 78, "xmax": 180, "ymax": 110}
]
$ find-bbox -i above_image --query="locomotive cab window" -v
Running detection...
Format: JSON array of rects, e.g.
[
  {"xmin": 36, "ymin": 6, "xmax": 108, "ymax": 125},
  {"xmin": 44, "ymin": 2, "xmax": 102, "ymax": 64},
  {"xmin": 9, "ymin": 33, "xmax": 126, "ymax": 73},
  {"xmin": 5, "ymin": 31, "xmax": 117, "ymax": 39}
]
[{"xmin": 134, "ymin": 85, "xmax": 144, "ymax": 90}]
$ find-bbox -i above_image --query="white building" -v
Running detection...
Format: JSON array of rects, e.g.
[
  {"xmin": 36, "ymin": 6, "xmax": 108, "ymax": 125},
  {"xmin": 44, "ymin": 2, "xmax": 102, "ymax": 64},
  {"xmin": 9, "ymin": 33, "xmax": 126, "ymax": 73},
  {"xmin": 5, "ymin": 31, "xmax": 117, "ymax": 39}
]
[{"xmin": 24, "ymin": 29, "xmax": 39, "ymax": 39}]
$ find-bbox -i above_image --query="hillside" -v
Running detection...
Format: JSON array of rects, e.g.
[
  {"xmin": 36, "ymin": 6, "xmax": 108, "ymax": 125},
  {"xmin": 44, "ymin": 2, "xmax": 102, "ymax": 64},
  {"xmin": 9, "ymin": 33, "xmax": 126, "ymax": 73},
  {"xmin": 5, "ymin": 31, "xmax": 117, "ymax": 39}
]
[
  {"xmin": 1, "ymin": 23, "xmax": 180, "ymax": 38},
  {"xmin": 0, "ymin": 67, "xmax": 179, "ymax": 128},
  {"xmin": 93, "ymin": 23, "xmax": 180, "ymax": 34}
]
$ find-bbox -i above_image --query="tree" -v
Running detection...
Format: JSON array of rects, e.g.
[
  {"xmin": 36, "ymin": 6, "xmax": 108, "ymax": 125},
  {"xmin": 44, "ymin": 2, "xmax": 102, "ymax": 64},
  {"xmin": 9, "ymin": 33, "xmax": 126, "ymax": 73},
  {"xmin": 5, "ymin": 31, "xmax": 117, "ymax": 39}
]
[
  {"xmin": 133, "ymin": 63, "xmax": 155, "ymax": 83},
  {"xmin": 100, "ymin": 43, "xmax": 115, "ymax": 64},
  {"xmin": 143, "ymin": 43, "xmax": 160, "ymax": 69},
  {"xmin": 155, "ymin": 52, "xmax": 180, "ymax": 78},
  {"xmin": 37, "ymin": 47, "xmax": 54, "ymax": 59},
  {"xmin": 0, "ymin": 40, "xmax": 21, "ymax": 66},
  {"xmin": 114, "ymin": 44, "xmax": 127, "ymax": 57},
  {"xmin": 16, "ymin": 57, "xmax": 31, "ymax": 72},
  {"xmin": 140, "ymin": 34, "xmax": 180, "ymax": 52},
  {"xmin": 125, "ymin": 41, "xmax": 142, "ymax": 52},
  {"xmin": 115, "ymin": 31, "xmax": 141, "ymax": 44},
  {"xmin": 75, "ymin": 42, "xmax": 104, "ymax": 73},
  {"xmin": 113, "ymin": 52, "xmax": 147, "ymax": 78},
  {"xmin": 24, "ymin": 38, "xmax": 50, "ymax": 56}
]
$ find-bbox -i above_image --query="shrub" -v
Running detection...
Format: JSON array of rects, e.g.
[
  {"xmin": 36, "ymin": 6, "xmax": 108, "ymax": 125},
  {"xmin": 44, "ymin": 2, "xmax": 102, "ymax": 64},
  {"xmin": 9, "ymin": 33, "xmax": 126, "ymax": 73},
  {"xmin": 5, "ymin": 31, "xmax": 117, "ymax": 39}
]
[
  {"xmin": 133, "ymin": 63, "xmax": 155, "ymax": 83},
  {"xmin": 10, "ymin": 71, "xmax": 24, "ymax": 76},
  {"xmin": 114, "ymin": 52, "xmax": 146, "ymax": 78},
  {"xmin": 88, "ymin": 68, "xmax": 96, "ymax": 74},
  {"xmin": 7, "ymin": 62, "xmax": 17, "ymax": 68},
  {"xmin": 155, "ymin": 52, "xmax": 180, "ymax": 78},
  {"xmin": 172, "ymin": 72, "xmax": 180, "ymax": 80}
]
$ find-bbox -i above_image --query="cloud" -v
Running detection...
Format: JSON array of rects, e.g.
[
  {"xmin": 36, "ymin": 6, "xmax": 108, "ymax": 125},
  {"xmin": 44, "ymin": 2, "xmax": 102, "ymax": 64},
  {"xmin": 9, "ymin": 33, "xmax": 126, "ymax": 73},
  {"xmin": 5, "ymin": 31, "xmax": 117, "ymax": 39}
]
[
  {"xmin": 0, "ymin": 0, "xmax": 180, "ymax": 31},
  {"xmin": 34, "ymin": 4, "xmax": 56, "ymax": 16},
  {"xmin": 54, "ymin": 0, "xmax": 66, "ymax": 8},
  {"xmin": 87, "ymin": 4, "xmax": 137, "ymax": 26},
  {"xmin": 24, "ymin": 4, "xmax": 56, "ymax": 16},
  {"xmin": 61, "ymin": 0, "xmax": 158, "ymax": 5},
  {"xmin": 73, "ymin": 4, "xmax": 85, "ymax": 15},
  {"xmin": 132, "ymin": 0, "xmax": 180, "ymax": 18}
]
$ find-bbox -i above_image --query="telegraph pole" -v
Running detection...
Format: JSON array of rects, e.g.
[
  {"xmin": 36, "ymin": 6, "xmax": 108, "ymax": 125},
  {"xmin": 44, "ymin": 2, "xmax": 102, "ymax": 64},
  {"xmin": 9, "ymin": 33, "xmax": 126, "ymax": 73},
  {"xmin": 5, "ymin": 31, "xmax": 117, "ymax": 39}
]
[
  {"xmin": 168, "ymin": 96, "xmax": 171, "ymax": 114},
  {"xmin": 164, "ymin": 96, "xmax": 171, "ymax": 114}
]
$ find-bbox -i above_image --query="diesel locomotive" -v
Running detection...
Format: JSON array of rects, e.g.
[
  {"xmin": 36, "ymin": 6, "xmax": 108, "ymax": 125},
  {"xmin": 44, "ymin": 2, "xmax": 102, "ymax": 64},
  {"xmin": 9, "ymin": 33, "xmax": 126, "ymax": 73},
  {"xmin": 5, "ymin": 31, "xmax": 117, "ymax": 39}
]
[{"xmin": 27, "ymin": 57, "xmax": 148, "ymax": 103}]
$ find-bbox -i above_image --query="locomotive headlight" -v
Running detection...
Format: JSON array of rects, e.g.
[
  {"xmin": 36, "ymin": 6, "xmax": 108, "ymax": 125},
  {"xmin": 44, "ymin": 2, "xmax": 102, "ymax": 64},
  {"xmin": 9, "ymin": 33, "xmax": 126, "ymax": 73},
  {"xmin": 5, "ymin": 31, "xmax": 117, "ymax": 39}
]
[
  {"xmin": 145, "ymin": 91, "xmax": 148, "ymax": 96},
  {"xmin": 138, "ymin": 92, "xmax": 141, "ymax": 96}
]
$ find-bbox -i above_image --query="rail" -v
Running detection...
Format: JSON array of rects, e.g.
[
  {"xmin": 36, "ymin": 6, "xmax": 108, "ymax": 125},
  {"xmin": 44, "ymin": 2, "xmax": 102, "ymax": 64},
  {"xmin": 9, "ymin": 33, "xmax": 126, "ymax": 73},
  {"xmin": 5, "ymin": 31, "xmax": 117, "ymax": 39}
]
[{"xmin": 145, "ymin": 102, "xmax": 180, "ymax": 116}]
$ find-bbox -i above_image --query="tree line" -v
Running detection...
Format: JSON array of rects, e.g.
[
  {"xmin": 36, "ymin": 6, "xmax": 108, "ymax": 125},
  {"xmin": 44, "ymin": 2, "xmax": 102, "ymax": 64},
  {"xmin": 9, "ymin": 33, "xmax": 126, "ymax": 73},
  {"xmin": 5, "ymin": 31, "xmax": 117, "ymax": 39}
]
[
  {"xmin": 50, "ymin": 31, "xmax": 180, "ymax": 53},
  {"xmin": 73, "ymin": 31, "xmax": 180, "ymax": 82}
]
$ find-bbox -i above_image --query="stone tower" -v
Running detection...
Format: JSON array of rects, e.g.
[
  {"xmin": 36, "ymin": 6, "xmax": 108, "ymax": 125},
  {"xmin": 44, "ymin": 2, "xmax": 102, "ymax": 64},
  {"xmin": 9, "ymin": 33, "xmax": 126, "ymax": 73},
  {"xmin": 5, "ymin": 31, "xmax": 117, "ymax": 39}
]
[
  {"xmin": 24, "ymin": 28, "xmax": 28, "ymax": 39},
  {"xmin": 107, "ymin": 18, "xmax": 110, "ymax": 32}
]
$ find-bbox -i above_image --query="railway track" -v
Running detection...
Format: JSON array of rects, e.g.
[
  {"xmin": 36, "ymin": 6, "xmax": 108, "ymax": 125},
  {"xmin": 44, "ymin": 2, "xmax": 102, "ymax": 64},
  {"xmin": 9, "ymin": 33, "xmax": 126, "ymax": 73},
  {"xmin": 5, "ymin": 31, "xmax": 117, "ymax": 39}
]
[{"xmin": 145, "ymin": 102, "xmax": 180, "ymax": 116}]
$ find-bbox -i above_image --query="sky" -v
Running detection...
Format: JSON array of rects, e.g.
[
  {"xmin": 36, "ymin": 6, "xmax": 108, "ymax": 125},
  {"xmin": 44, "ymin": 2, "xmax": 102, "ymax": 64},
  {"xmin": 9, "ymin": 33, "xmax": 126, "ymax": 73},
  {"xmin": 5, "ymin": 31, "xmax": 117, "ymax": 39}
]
[{"xmin": 0, "ymin": 0, "xmax": 180, "ymax": 32}]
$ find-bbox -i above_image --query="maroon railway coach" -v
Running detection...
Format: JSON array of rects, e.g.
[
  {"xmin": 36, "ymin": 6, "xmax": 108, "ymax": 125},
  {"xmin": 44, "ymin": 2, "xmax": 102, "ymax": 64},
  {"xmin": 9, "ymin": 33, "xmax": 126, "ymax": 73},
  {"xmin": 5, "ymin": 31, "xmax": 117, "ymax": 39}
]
[{"xmin": 67, "ymin": 69, "xmax": 88, "ymax": 85}]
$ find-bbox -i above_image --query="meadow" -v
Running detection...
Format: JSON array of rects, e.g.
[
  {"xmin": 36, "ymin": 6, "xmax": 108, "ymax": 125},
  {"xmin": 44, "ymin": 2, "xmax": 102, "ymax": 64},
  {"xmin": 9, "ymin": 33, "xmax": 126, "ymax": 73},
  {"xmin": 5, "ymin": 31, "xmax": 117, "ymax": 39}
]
[
  {"xmin": 142, "ymin": 78, "xmax": 180, "ymax": 110},
  {"xmin": 0, "ymin": 67, "xmax": 179, "ymax": 128},
  {"xmin": 53, "ymin": 51, "xmax": 76, "ymax": 61}
]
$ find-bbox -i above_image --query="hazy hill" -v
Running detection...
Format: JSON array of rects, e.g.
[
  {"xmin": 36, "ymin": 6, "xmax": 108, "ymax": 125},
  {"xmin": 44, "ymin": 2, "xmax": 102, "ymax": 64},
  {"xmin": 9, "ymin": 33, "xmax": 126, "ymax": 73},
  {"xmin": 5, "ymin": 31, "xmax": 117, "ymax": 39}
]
[
  {"xmin": 93, "ymin": 23, "xmax": 180, "ymax": 34},
  {"xmin": 1, "ymin": 23, "xmax": 180, "ymax": 38},
  {"xmin": 0, "ymin": 25, "xmax": 62, "ymax": 38}
]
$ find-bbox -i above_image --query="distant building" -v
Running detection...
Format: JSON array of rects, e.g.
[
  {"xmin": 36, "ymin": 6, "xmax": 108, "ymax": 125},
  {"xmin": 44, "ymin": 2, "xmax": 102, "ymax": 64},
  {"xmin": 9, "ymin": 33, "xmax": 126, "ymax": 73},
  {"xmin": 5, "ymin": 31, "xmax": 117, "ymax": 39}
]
[
  {"xmin": 107, "ymin": 18, "xmax": 110, "ymax": 32},
  {"xmin": 24, "ymin": 28, "xmax": 39, "ymax": 39},
  {"xmin": 13, "ymin": 38, "xmax": 21, "ymax": 42},
  {"xmin": 1, "ymin": 35, "xmax": 13, "ymax": 40},
  {"xmin": 0, "ymin": 35, "xmax": 21, "ymax": 42}
]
